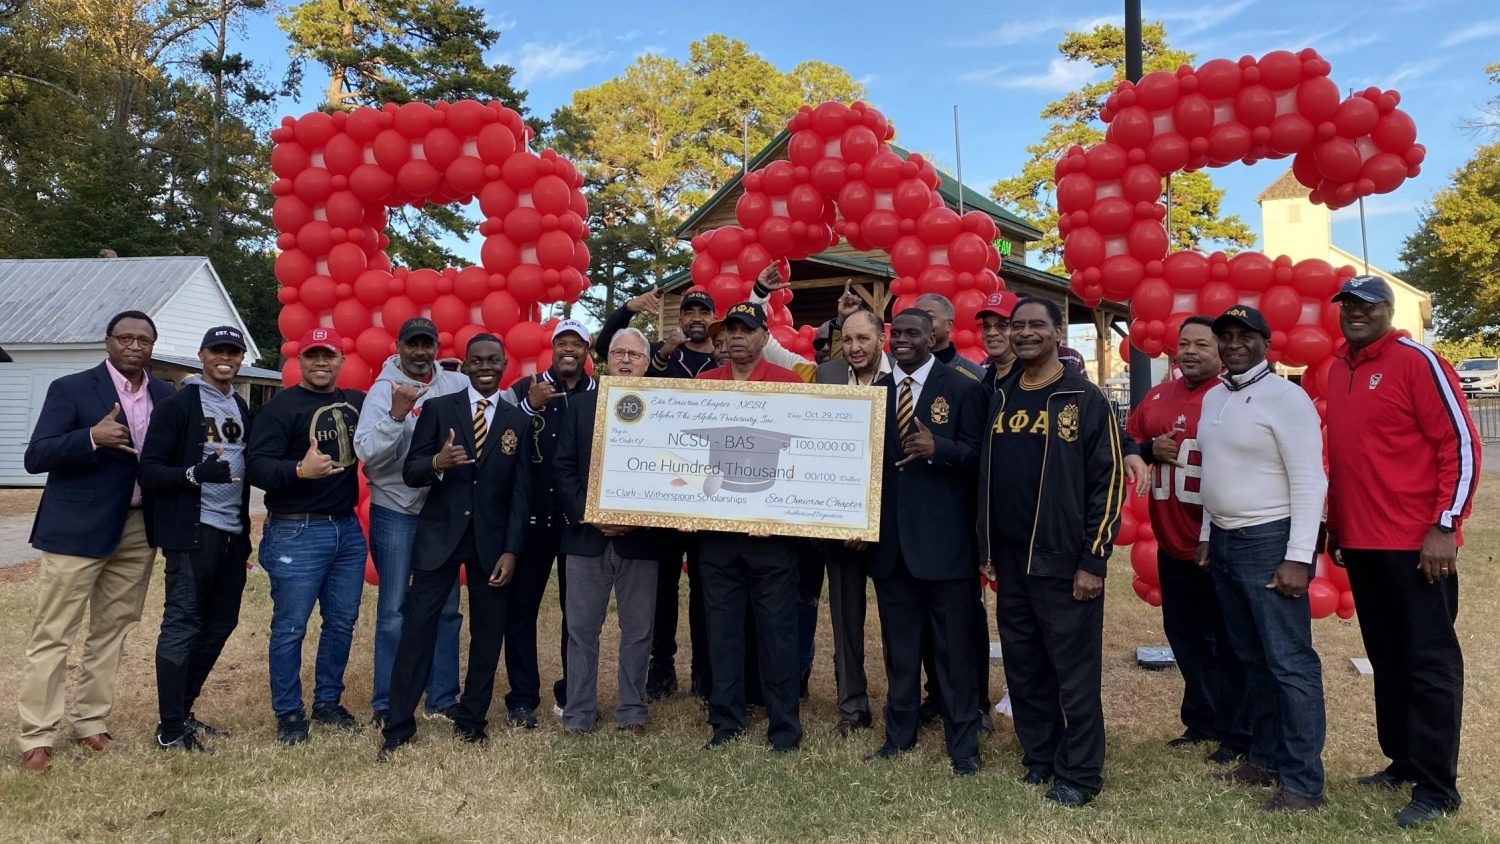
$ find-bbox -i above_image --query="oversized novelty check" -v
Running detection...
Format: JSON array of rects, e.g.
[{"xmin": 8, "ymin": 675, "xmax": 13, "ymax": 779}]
[{"xmin": 584, "ymin": 376, "xmax": 886, "ymax": 541}]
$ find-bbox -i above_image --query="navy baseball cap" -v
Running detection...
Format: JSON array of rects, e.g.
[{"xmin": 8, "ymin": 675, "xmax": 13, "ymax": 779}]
[
  {"xmin": 681, "ymin": 289, "xmax": 716, "ymax": 313},
  {"xmin": 200, "ymin": 325, "xmax": 246, "ymax": 351},
  {"xmin": 1212, "ymin": 305, "xmax": 1272, "ymax": 339},
  {"xmin": 723, "ymin": 302, "xmax": 767, "ymax": 331},
  {"xmin": 1332, "ymin": 275, "xmax": 1395, "ymax": 305},
  {"xmin": 398, "ymin": 317, "xmax": 439, "ymax": 343}
]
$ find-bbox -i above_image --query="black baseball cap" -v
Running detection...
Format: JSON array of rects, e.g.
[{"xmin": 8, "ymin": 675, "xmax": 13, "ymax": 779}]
[
  {"xmin": 723, "ymin": 301, "xmax": 767, "ymax": 331},
  {"xmin": 200, "ymin": 325, "xmax": 246, "ymax": 351},
  {"xmin": 1211, "ymin": 305, "xmax": 1272, "ymax": 339},
  {"xmin": 398, "ymin": 317, "xmax": 439, "ymax": 343},
  {"xmin": 1332, "ymin": 275, "xmax": 1395, "ymax": 305},
  {"xmin": 681, "ymin": 289, "xmax": 716, "ymax": 313}
]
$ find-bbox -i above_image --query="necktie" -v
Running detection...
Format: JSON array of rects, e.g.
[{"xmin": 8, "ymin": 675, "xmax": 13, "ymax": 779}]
[
  {"xmin": 473, "ymin": 399, "xmax": 490, "ymax": 458},
  {"xmin": 897, "ymin": 376, "xmax": 915, "ymax": 438}
]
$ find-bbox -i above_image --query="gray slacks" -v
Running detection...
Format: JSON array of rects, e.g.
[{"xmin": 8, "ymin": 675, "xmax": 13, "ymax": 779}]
[
  {"xmin": 563, "ymin": 545, "xmax": 658, "ymax": 730},
  {"xmin": 825, "ymin": 542, "xmax": 871, "ymax": 719}
]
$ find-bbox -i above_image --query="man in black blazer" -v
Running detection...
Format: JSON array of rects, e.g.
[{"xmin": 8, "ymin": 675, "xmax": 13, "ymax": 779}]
[
  {"xmin": 553, "ymin": 327, "xmax": 664, "ymax": 734},
  {"xmin": 379, "ymin": 334, "xmax": 531, "ymax": 758},
  {"xmin": 17, "ymin": 310, "xmax": 173, "ymax": 774},
  {"xmin": 865, "ymin": 308, "xmax": 988, "ymax": 776},
  {"xmin": 139, "ymin": 326, "xmax": 255, "ymax": 752}
]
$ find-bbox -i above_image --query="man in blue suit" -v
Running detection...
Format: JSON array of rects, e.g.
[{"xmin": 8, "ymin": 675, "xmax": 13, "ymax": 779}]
[{"xmin": 17, "ymin": 310, "xmax": 173, "ymax": 774}]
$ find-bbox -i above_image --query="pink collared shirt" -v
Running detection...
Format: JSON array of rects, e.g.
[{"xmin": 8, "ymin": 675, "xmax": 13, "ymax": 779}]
[{"xmin": 103, "ymin": 359, "xmax": 153, "ymax": 506}]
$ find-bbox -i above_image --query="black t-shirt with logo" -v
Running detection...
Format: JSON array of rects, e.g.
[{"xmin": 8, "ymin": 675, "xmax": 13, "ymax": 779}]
[
  {"xmin": 246, "ymin": 385, "xmax": 365, "ymax": 515},
  {"xmin": 989, "ymin": 372, "xmax": 1065, "ymax": 546}
]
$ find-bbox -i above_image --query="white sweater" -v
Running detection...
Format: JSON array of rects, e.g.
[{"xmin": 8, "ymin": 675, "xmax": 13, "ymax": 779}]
[{"xmin": 1196, "ymin": 361, "xmax": 1327, "ymax": 563}]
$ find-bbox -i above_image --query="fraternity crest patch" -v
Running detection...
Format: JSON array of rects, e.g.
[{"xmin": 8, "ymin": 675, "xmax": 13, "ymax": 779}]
[
  {"xmin": 1057, "ymin": 402, "xmax": 1080, "ymax": 443},
  {"xmin": 1368, "ymin": 373, "xmax": 1383, "ymax": 390},
  {"xmin": 500, "ymin": 427, "xmax": 519, "ymax": 456},
  {"xmin": 929, "ymin": 395, "xmax": 950, "ymax": 426}
]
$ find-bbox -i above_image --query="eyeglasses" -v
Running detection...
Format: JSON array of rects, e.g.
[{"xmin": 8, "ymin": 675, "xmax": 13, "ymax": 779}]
[
  {"xmin": 109, "ymin": 334, "xmax": 155, "ymax": 348},
  {"xmin": 978, "ymin": 319, "xmax": 1011, "ymax": 334},
  {"xmin": 1338, "ymin": 299, "xmax": 1388, "ymax": 313},
  {"xmin": 608, "ymin": 349, "xmax": 646, "ymax": 361}
]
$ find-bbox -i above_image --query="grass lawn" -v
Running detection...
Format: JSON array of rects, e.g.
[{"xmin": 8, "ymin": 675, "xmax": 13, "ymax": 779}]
[{"xmin": 0, "ymin": 484, "xmax": 1494, "ymax": 843}]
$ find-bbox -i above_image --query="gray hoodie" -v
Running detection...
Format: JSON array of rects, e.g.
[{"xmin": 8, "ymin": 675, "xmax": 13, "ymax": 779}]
[{"xmin": 353, "ymin": 354, "xmax": 475, "ymax": 514}]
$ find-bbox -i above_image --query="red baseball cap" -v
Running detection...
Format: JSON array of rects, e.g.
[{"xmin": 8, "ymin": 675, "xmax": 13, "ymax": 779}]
[
  {"xmin": 977, "ymin": 290, "xmax": 1019, "ymax": 320},
  {"xmin": 298, "ymin": 327, "xmax": 344, "ymax": 356}
]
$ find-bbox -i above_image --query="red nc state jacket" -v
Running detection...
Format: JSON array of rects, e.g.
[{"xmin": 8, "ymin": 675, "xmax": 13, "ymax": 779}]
[{"xmin": 1324, "ymin": 331, "xmax": 1481, "ymax": 550}]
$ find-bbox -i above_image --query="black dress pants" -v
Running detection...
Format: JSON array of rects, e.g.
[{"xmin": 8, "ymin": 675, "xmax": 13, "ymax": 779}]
[
  {"xmin": 698, "ymin": 533, "xmax": 801, "ymax": 749},
  {"xmin": 921, "ymin": 586, "xmax": 992, "ymax": 718},
  {"xmin": 993, "ymin": 541, "xmax": 1105, "ymax": 795},
  {"xmin": 506, "ymin": 523, "xmax": 561, "ymax": 712},
  {"xmin": 1344, "ymin": 548, "xmax": 1463, "ymax": 809},
  {"xmin": 650, "ymin": 534, "xmax": 711, "ymax": 692},
  {"xmin": 155, "ymin": 526, "xmax": 250, "ymax": 738},
  {"xmin": 874, "ymin": 554, "xmax": 982, "ymax": 763},
  {"xmin": 385, "ymin": 551, "xmax": 509, "ymax": 744},
  {"xmin": 1158, "ymin": 549, "xmax": 1250, "ymax": 752}
]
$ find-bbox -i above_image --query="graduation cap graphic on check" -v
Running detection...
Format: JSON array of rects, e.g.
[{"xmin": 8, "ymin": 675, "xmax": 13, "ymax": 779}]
[{"xmin": 667, "ymin": 425, "xmax": 796, "ymax": 495}]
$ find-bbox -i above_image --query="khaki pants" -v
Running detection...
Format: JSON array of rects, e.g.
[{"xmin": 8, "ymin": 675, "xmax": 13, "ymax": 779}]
[{"xmin": 17, "ymin": 510, "xmax": 156, "ymax": 751}]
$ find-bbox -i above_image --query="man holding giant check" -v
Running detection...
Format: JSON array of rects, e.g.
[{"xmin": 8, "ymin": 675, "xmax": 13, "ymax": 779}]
[{"xmin": 585, "ymin": 300, "xmax": 885, "ymax": 753}]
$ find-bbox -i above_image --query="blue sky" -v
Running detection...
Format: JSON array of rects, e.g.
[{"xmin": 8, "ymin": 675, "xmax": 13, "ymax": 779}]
[{"xmin": 242, "ymin": 0, "xmax": 1497, "ymax": 274}]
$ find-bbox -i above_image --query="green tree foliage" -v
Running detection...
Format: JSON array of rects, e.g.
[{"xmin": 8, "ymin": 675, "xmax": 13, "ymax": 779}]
[
  {"xmin": 278, "ymin": 0, "xmax": 530, "ymax": 270},
  {"xmin": 549, "ymin": 36, "xmax": 865, "ymax": 321},
  {"xmin": 989, "ymin": 23, "xmax": 1254, "ymax": 271},
  {"xmin": 1400, "ymin": 140, "xmax": 1500, "ymax": 344}
]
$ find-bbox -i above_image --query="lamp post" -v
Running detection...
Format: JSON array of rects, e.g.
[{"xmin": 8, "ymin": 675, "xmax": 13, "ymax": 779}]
[{"xmin": 1125, "ymin": 0, "xmax": 1151, "ymax": 407}]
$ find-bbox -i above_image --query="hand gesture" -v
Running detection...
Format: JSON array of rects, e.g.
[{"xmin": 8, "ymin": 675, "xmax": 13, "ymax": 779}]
[
  {"xmin": 194, "ymin": 447, "xmax": 234, "ymax": 484},
  {"xmin": 389, "ymin": 383, "xmax": 427, "ymax": 419},
  {"xmin": 1151, "ymin": 432, "xmax": 1180, "ymax": 465},
  {"xmin": 488, "ymin": 552, "xmax": 518, "ymax": 588},
  {"xmin": 836, "ymin": 282, "xmax": 862, "ymax": 324},
  {"xmin": 299, "ymin": 435, "xmax": 341, "ymax": 479},
  {"xmin": 660, "ymin": 327, "xmax": 688, "ymax": 355},
  {"xmin": 895, "ymin": 418, "xmax": 935, "ymax": 467},
  {"xmin": 1325, "ymin": 528, "xmax": 1344, "ymax": 568},
  {"xmin": 626, "ymin": 287, "xmax": 662, "ymax": 315},
  {"xmin": 1122, "ymin": 454, "xmax": 1149, "ymax": 496},
  {"xmin": 433, "ymin": 428, "xmax": 474, "ymax": 471},
  {"xmin": 757, "ymin": 263, "xmax": 790, "ymax": 292},
  {"xmin": 526, "ymin": 379, "xmax": 564, "ymax": 409},
  {"xmin": 1266, "ymin": 560, "xmax": 1310, "ymax": 599},
  {"xmin": 91, "ymin": 403, "xmax": 136, "ymax": 454}
]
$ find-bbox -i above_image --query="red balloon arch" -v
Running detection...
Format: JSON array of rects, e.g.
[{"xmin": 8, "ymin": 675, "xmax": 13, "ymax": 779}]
[
  {"xmin": 1060, "ymin": 48, "xmax": 1424, "ymax": 618},
  {"xmin": 687, "ymin": 101, "xmax": 1006, "ymax": 364}
]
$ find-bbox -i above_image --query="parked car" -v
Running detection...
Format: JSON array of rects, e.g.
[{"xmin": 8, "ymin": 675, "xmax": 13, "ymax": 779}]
[{"xmin": 1457, "ymin": 357, "xmax": 1499, "ymax": 395}]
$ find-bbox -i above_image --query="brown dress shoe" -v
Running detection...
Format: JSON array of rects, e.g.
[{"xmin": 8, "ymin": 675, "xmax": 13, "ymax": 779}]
[
  {"xmin": 20, "ymin": 747, "xmax": 52, "ymax": 774},
  {"xmin": 76, "ymin": 732, "xmax": 112, "ymax": 752}
]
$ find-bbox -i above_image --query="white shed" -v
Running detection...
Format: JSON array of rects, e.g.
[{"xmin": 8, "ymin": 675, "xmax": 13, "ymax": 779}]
[{"xmin": 0, "ymin": 256, "xmax": 273, "ymax": 487}]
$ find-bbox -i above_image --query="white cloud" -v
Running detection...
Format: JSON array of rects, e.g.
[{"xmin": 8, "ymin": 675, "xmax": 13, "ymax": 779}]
[
  {"xmin": 615, "ymin": 29, "xmax": 641, "ymax": 42},
  {"xmin": 512, "ymin": 40, "xmax": 607, "ymax": 86},
  {"xmin": 1146, "ymin": 0, "xmax": 1255, "ymax": 36},
  {"xmin": 1439, "ymin": 20, "xmax": 1500, "ymax": 47},
  {"xmin": 1318, "ymin": 31, "xmax": 1381, "ymax": 55},
  {"xmin": 957, "ymin": 18, "xmax": 1074, "ymax": 48},
  {"xmin": 962, "ymin": 58, "xmax": 1109, "ymax": 92},
  {"xmin": 491, "ymin": 17, "xmax": 518, "ymax": 32}
]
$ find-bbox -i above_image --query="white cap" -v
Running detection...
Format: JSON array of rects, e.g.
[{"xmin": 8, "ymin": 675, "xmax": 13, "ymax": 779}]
[{"xmin": 552, "ymin": 318, "xmax": 591, "ymax": 346}]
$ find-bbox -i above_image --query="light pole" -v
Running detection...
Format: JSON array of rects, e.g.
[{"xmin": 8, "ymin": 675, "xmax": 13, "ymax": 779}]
[{"xmin": 1125, "ymin": 0, "xmax": 1151, "ymax": 408}]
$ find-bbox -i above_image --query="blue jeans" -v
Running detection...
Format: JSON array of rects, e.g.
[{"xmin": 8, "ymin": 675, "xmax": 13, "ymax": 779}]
[
  {"xmin": 259, "ymin": 516, "xmax": 368, "ymax": 718},
  {"xmin": 369, "ymin": 505, "xmax": 462, "ymax": 713},
  {"xmin": 1208, "ymin": 518, "xmax": 1326, "ymax": 799}
]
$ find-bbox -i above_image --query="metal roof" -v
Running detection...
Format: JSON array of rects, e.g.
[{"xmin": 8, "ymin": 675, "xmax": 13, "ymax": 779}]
[
  {"xmin": 152, "ymin": 353, "xmax": 285, "ymax": 384},
  {"xmin": 0, "ymin": 257, "xmax": 210, "ymax": 345}
]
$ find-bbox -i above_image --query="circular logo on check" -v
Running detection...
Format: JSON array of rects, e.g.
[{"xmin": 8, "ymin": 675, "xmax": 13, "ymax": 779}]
[{"xmin": 614, "ymin": 393, "xmax": 645, "ymax": 424}]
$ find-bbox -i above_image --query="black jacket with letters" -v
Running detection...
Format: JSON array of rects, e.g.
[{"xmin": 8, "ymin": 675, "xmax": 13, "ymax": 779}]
[
  {"xmin": 138, "ymin": 383, "xmax": 254, "ymax": 551},
  {"xmin": 403, "ymin": 390, "xmax": 531, "ymax": 574},
  {"xmin": 978, "ymin": 367, "xmax": 1123, "ymax": 578}
]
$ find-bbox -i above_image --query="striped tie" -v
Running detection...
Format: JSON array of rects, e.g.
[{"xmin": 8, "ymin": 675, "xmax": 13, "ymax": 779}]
[
  {"xmin": 473, "ymin": 399, "xmax": 490, "ymax": 458},
  {"xmin": 897, "ymin": 376, "xmax": 915, "ymax": 438}
]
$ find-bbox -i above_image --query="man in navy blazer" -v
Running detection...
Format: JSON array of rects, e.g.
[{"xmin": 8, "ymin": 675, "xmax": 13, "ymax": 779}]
[
  {"xmin": 379, "ymin": 333, "xmax": 531, "ymax": 758},
  {"xmin": 864, "ymin": 308, "xmax": 988, "ymax": 777},
  {"xmin": 17, "ymin": 310, "xmax": 172, "ymax": 774}
]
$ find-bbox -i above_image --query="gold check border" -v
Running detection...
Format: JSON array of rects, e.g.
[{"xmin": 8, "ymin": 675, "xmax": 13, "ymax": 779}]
[{"xmin": 584, "ymin": 376, "xmax": 887, "ymax": 541}]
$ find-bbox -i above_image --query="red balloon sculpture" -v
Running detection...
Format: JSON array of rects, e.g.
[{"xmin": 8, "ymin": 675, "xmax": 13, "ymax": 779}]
[
  {"xmin": 1071, "ymin": 49, "xmax": 1425, "ymax": 617},
  {"xmin": 689, "ymin": 101, "xmax": 1005, "ymax": 364},
  {"xmin": 270, "ymin": 100, "xmax": 591, "ymax": 585}
]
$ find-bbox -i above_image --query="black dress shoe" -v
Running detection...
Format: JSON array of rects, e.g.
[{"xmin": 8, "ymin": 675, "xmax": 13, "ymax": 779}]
[
  {"xmin": 185, "ymin": 714, "xmax": 229, "ymax": 739},
  {"xmin": 1259, "ymin": 788, "xmax": 1324, "ymax": 813},
  {"xmin": 1356, "ymin": 769, "xmax": 1409, "ymax": 789},
  {"xmin": 454, "ymin": 724, "xmax": 488, "ymax": 744},
  {"xmin": 1395, "ymin": 800, "xmax": 1454, "ymax": 828},
  {"xmin": 917, "ymin": 698, "xmax": 941, "ymax": 727},
  {"xmin": 1045, "ymin": 782, "xmax": 1094, "ymax": 807},
  {"xmin": 703, "ymin": 732, "xmax": 742, "ymax": 750},
  {"xmin": 646, "ymin": 670, "xmax": 678, "ymax": 702},
  {"xmin": 770, "ymin": 742, "xmax": 799, "ymax": 754},
  {"xmin": 978, "ymin": 709, "xmax": 995, "ymax": 734},
  {"xmin": 1167, "ymin": 730, "xmax": 1213, "ymax": 748},
  {"xmin": 952, "ymin": 755, "xmax": 982, "ymax": 776},
  {"xmin": 834, "ymin": 714, "xmax": 872, "ymax": 737},
  {"xmin": 1021, "ymin": 766, "xmax": 1055, "ymax": 785},
  {"xmin": 864, "ymin": 742, "xmax": 910, "ymax": 762},
  {"xmin": 376, "ymin": 736, "xmax": 408, "ymax": 762},
  {"xmin": 1206, "ymin": 745, "xmax": 1247, "ymax": 765},
  {"xmin": 507, "ymin": 707, "xmax": 538, "ymax": 730}
]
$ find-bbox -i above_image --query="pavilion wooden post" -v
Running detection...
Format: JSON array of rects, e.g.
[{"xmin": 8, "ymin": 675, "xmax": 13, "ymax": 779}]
[{"xmin": 1093, "ymin": 309, "xmax": 1111, "ymax": 386}]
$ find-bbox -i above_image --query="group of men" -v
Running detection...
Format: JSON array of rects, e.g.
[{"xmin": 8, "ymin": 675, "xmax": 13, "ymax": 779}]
[{"xmin": 13, "ymin": 268, "xmax": 1479, "ymax": 828}]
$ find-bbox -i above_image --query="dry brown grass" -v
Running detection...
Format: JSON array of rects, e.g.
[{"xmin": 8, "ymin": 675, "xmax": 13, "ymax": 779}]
[{"xmin": 0, "ymin": 487, "xmax": 1495, "ymax": 843}]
